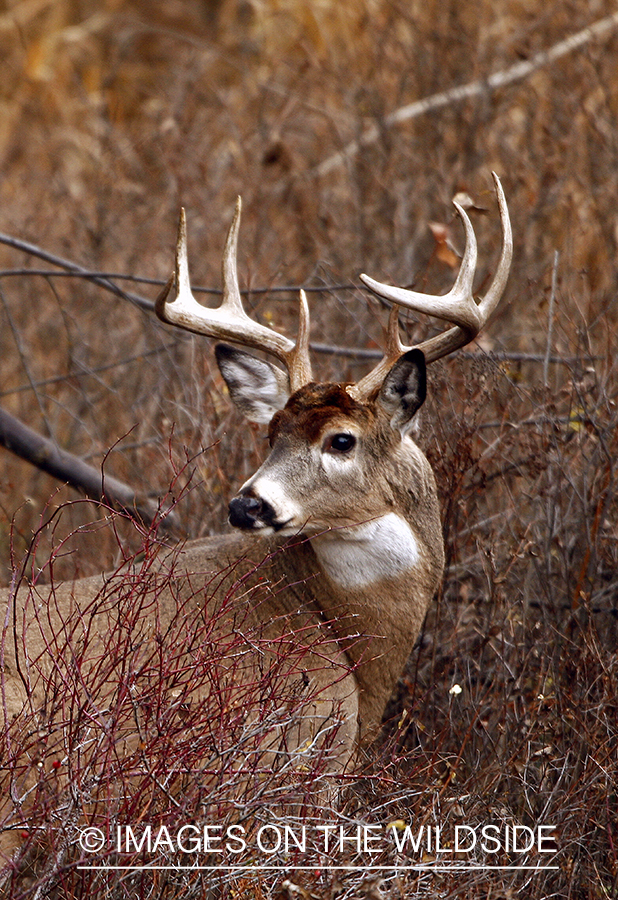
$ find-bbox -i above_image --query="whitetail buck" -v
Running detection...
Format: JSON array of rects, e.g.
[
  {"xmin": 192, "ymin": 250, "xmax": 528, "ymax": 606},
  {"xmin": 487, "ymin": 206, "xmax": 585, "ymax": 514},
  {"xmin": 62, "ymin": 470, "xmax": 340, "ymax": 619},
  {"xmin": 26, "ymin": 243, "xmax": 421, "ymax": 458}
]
[{"xmin": 0, "ymin": 175, "xmax": 511, "ymax": 874}]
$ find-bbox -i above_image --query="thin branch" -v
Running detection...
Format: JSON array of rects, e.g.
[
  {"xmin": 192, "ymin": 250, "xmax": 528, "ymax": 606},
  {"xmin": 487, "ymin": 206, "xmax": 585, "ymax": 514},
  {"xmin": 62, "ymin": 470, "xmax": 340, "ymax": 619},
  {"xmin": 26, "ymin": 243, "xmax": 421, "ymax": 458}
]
[
  {"xmin": 314, "ymin": 12, "xmax": 618, "ymax": 177},
  {"xmin": 0, "ymin": 284, "xmax": 57, "ymax": 441},
  {"xmin": 0, "ymin": 266, "xmax": 358, "ymax": 297},
  {"xmin": 0, "ymin": 238, "xmax": 593, "ymax": 377},
  {"xmin": 0, "ymin": 343, "xmax": 178, "ymax": 399},
  {"xmin": 544, "ymin": 250, "xmax": 559, "ymax": 388},
  {"xmin": 0, "ymin": 232, "xmax": 153, "ymax": 311}
]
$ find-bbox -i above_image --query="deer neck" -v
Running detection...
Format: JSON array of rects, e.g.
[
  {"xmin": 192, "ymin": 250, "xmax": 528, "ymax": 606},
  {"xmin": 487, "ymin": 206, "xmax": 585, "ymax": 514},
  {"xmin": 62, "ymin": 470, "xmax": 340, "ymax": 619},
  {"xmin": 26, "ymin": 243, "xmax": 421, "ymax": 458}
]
[
  {"xmin": 305, "ymin": 513, "xmax": 442, "ymax": 744},
  {"xmin": 310, "ymin": 513, "xmax": 420, "ymax": 589}
]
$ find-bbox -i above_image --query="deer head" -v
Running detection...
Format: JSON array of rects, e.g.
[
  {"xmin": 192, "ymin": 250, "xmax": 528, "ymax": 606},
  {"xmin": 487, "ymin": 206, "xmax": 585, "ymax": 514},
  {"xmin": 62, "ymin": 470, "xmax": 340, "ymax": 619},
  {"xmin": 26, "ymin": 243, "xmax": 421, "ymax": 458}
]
[{"xmin": 156, "ymin": 175, "xmax": 511, "ymax": 553}]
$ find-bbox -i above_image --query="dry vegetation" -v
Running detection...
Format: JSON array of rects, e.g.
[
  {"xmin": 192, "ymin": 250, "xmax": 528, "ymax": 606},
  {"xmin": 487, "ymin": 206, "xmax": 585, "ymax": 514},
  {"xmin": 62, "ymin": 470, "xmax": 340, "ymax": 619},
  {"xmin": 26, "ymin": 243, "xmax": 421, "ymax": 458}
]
[{"xmin": 0, "ymin": 0, "xmax": 617, "ymax": 897}]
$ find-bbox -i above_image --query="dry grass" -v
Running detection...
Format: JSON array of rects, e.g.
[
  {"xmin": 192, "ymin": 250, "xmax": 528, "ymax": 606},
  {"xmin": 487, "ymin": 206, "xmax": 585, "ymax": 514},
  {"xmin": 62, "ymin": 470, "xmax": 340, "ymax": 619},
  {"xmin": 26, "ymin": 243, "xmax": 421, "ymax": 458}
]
[{"xmin": 0, "ymin": 0, "xmax": 617, "ymax": 896}]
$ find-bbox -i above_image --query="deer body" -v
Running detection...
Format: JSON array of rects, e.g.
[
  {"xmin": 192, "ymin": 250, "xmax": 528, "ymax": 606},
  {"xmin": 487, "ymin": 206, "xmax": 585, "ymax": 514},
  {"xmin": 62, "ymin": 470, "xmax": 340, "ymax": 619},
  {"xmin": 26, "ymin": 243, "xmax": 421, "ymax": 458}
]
[
  {"xmin": 1, "ymin": 371, "xmax": 442, "ymax": 753},
  {"xmin": 0, "ymin": 176, "xmax": 511, "ymax": 876}
]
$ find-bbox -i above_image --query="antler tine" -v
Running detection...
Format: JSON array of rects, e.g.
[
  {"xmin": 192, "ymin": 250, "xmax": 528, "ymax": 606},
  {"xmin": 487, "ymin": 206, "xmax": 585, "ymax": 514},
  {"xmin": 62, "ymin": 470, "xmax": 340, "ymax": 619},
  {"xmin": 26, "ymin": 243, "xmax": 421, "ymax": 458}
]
[
  {"xmin": 347, "ymin": 305, "xmax": 405, "ymax": 400},
  {"xmin": 415, "ymin": 172, "xmax": 512, "ymax": 364},
  {"xmin": 359, "ymin": 198, "xmax": 481, "ymax": 336},
  {"xmin": 350, "ymin": 173, "xmax": 512, "ymax": 400},
  {"xmin": 155, "ymin": 197, "xmax": 312, "ymax": 392}
]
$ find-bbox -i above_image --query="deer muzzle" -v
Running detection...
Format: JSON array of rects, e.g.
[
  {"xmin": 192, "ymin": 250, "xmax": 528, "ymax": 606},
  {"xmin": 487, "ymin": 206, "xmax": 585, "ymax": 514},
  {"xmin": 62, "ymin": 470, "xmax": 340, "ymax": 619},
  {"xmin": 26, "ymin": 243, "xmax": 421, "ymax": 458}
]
[{"xmin": 228, "ymin": 494, "xmax": 278, "ymax": 530}]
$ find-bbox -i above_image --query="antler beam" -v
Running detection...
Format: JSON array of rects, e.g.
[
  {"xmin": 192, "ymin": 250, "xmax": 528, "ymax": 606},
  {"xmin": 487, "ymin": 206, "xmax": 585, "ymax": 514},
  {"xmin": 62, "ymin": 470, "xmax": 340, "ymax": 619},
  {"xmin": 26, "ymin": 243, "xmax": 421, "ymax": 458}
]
[
  {"xmin": 155, "ymin": 198, "xmax": 312, "ymax": 392},
  {"xmin": 350, "ymin": 173, "xmax": 512, "ymax": 400}
]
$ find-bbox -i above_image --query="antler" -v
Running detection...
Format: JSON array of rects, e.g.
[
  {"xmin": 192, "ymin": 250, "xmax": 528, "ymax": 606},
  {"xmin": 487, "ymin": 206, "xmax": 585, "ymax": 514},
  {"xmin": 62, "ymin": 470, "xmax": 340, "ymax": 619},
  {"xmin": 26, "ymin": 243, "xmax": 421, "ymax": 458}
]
[
  {"xmin": 155, "ymin": 197, "xmax": 312, "ymax": 392},
  {"xmin": 349, "ymin": 172, "xmax": 512, "ymax": 400}
]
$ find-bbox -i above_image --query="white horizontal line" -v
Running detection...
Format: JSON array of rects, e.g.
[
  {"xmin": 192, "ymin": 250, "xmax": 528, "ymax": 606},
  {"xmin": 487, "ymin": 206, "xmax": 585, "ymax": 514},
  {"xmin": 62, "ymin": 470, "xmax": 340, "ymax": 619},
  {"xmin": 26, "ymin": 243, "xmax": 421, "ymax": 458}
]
[{"xmin": 77, "ymin": 864, "xmax": 560, "ymax": 872}]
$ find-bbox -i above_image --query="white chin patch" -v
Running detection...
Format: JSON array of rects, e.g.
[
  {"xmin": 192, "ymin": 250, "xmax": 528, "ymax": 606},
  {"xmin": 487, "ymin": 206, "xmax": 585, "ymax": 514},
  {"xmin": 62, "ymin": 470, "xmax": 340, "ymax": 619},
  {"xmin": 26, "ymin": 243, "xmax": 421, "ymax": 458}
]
[{"xmin": 312, "ymin": 513, "xmax": 420, "ymax": 589}]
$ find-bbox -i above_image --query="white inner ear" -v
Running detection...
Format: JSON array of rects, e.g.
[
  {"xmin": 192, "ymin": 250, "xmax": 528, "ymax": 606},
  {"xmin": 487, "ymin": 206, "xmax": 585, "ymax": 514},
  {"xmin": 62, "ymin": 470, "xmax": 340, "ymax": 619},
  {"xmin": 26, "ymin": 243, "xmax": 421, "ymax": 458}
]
[
  {"xmin": 237, "ymin": 366, "xmax": 289, "ymax": 423},
  {"xmin": 218, "ymin": 352, "xmax": 290, "ymax": 423}
]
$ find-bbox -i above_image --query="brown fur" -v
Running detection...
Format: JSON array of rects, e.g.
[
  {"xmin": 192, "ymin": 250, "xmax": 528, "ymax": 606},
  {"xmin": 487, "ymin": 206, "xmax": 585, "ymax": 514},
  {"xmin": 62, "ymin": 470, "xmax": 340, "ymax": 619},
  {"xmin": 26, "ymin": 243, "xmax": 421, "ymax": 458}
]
[{"xmin": 268, "ymin": 382, "xmax": 374, "ymax": 445}]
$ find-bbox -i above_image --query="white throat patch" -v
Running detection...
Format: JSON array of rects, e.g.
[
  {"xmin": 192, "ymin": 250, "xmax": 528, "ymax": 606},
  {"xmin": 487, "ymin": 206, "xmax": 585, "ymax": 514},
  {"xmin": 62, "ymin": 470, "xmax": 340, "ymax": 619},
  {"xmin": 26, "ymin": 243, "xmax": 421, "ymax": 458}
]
[{"xmin": 312, "ymin": 513, "xmax": 420, "ymax": 589}]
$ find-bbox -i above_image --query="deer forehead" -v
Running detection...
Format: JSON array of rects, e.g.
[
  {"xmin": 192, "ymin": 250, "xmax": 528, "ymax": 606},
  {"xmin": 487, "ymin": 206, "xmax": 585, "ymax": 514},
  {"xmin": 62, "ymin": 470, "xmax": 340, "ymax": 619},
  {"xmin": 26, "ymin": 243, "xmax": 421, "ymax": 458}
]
[{"xmin": 268, "ymin": 382, "xmax": 377, "ymax": 446}]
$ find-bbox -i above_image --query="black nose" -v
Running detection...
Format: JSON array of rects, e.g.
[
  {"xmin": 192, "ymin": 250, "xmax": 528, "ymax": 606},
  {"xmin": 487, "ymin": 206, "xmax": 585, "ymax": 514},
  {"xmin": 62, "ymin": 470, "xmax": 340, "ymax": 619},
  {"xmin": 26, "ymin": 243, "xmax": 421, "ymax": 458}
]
[{"xmin": 228, "ymin": 495, "xmax": 266, "ymax": 529}]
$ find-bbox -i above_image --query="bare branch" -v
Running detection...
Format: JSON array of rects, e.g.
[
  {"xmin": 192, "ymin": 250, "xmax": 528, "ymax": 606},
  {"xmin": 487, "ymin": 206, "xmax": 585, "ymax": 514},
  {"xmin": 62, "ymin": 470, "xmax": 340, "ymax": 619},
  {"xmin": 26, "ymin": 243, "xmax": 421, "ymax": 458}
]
[
  {"xmin": 315, "ymin": 12, "xmax": 618, "ymax": 178},
  {"xmin": 0, "ymin": 231, "xmax": 153, "ymax": 312},
  {"xmin": 0, "ymin": 406, "xmax": 179, "ymax": 531},
  {"xmin": 544, "ymin": 251, "xmax": 559, "ymax": 388}
]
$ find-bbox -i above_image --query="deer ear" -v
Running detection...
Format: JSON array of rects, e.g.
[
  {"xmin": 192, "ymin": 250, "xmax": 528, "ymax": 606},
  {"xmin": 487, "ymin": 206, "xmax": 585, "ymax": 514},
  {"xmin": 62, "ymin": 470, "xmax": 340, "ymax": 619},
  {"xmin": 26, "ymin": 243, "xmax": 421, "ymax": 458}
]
[
  {"xmin": 215, "ymin": 344, "xmax": 291, "ymax": 424},
  {"xmin": 377, "ymin": 348, "xmax": 427, "ymax": 435}
]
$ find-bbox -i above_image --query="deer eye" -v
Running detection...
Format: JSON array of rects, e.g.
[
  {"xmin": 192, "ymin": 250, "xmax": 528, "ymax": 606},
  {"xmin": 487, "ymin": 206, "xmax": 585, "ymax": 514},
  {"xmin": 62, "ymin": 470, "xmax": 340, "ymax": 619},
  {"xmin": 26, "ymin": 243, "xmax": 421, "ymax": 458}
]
[{"xmin": 323, "ymin": 433, "xmax": 356, "ymax": 454}]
